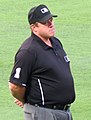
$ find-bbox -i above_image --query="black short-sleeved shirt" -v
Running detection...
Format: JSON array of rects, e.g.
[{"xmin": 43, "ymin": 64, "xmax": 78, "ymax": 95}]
[{"xmin": 9, "ymin": 33, "xmax": 75, "ymax": 105}]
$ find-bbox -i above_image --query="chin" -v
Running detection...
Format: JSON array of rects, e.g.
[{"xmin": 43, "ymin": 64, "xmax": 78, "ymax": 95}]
[
  {"xmin": 49, "ymin": 31, "xmax": 55, "ymax": 37},
  {"xmin": 50, "ymin": 33, "xmax": 55, "ymax": 37}
]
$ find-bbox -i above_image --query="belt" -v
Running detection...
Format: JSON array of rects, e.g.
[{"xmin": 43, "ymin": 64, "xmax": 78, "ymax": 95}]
[{"xmin": 30, "ymin": 103, "xmax": 70, "ymax": 110}]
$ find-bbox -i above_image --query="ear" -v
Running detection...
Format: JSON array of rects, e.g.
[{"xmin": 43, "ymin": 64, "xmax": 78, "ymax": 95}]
[{"xmin": 30, "ymin": 24, "xmax": 38, "ymax": 32}]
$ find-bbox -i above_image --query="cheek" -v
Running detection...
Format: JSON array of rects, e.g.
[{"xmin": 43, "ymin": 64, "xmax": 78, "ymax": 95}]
[{"xmin": 39, "ymin": 27, "xmax": 48, "ymax": 35}]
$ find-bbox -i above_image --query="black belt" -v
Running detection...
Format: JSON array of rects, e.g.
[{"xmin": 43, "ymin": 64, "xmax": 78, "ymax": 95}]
[{"xmin": 30, "ymin": 103, "xmax": 70, "ymax": 110}]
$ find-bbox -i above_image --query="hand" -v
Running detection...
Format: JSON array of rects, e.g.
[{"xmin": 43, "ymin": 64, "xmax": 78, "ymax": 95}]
[{"xmin": 14, "ymin": 98, "xmax": 24, "ymax": 108}]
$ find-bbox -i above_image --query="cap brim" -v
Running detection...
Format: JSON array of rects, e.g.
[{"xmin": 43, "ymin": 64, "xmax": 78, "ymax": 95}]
[
  {"xmin": 38, "ymin": 14, "xmax": 58, "ymax": 23},
  {"xmin": 52, "ymin": 15, "xmax": 58, "ymax": 17}
]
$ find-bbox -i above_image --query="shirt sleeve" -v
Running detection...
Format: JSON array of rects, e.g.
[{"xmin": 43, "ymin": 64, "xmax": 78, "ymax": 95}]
[{"xmin": 9, "ymin": 49, "xmax": 36, "ymax": 87}]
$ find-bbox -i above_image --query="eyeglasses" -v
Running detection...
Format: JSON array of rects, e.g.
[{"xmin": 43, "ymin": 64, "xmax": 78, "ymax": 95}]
[{"xmin": 39, "ymin": 17, "xmax": 53, "ymax": 26}]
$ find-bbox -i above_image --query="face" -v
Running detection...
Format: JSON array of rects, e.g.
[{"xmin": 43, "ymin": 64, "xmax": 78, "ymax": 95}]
[{"xmin": 32, "ymin": 17, "xmax": 55, "ymax": 40}]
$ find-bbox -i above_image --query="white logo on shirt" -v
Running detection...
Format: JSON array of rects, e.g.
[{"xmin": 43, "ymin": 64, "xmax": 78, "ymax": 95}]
[
  {"xmin": 64, "ymin": 56, "xmax": 70, "ymax": 62},
  {"xmin": 14, "ymin": 68, "xmax": 21, "ymax": 79},
  {"xmin": 41, "ymin": 8, "xmax": 48, "ymax": 13}
]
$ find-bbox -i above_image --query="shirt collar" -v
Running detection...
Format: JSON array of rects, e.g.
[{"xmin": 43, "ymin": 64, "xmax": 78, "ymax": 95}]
[{"xmin": 31, "ymin": 33, "xmax": 59, "ymax": 50}]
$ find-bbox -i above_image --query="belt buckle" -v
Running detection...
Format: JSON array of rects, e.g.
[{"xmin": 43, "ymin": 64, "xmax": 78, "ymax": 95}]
[
  {"xmin": 64, "ymin": 105, "xmax": 67, "ymax": 110},
  {"xmin": 64, "ymin": 104, "xmax": 70, "ymax": 110},
  {"xmin": 53, "ymin": 105, "xmax": 57, "ymax": 109}
]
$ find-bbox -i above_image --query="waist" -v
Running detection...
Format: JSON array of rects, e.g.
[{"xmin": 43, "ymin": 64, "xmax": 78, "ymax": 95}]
[{"xmin": 28, "ymin": 103, "xmax": 71, "ymax": 110}]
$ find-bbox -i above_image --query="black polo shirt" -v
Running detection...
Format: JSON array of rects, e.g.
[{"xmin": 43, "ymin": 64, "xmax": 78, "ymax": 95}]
[{"xmin": 9, "ymin": 33, "xmax": 75, "ymax": 105}]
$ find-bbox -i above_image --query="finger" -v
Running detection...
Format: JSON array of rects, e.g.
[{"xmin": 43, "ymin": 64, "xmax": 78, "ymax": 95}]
[{"xmin": 14, "ymin": 99, "xmax": 24, "ymax": 108}]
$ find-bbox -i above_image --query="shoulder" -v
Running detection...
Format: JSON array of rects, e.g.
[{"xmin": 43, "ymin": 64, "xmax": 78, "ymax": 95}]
[
  {"xmin": 20, "ymin": 36, "xmax": 34, "ymax": 51},
  {"xmin": 17, "ymin": 36, "xmax": 38, "ymax": 54},
  {"xmin": 15, "ymin": 36, "xmax": 37, "ymax": 61}
]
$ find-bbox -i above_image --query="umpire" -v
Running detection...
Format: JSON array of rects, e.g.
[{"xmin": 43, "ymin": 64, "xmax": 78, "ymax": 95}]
[{"xmin": 9, "ymin": 4, "xmax": 76, "ymax": 120}]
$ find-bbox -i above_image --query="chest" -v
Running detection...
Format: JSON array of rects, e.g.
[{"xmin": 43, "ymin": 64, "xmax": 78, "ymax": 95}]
[{"xmin": 33, "ymin": 46, "xmax": 70, "ymax": 73}]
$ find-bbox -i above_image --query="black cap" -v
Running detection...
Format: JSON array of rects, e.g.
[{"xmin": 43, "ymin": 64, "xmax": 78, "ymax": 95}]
[{"xmin": 28, "ymin": 4, "xmax": 57, "ymax": 25}]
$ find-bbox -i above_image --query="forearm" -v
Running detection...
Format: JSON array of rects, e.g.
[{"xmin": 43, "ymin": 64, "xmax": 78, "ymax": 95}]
[{"xmin": 9, "ymin": 82, "xmax": 26, "ymax": 103}]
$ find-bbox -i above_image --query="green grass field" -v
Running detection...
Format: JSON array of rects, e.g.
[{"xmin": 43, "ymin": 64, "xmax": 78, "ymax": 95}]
[{"xmin": 0, "ymin": 0, "xmax": 91, "ymax": 120}]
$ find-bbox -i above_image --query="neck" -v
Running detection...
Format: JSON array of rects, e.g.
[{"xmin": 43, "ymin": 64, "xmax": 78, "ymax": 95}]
[{"xmin": 33, "ymin": 32, "xmax": 53, "ymax": 47}]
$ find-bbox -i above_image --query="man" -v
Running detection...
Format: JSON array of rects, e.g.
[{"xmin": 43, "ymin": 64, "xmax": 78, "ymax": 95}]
[{"xmin": 9, "ymin": 4, "xmax": 76, "ymax": 120}]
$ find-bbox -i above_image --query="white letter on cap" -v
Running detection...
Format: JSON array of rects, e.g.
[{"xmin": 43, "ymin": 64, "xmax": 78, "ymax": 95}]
[{"xmin": 41, "ymin": 8, "xmax": 48, "ymax": 13}]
